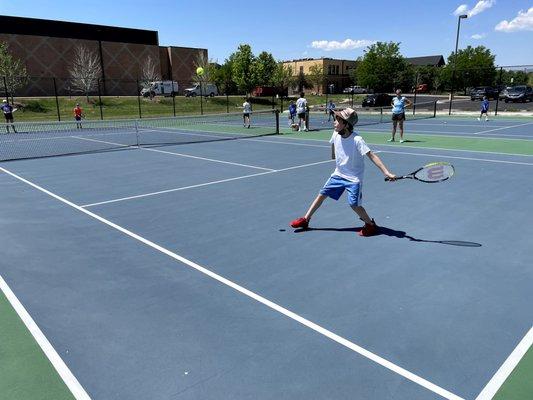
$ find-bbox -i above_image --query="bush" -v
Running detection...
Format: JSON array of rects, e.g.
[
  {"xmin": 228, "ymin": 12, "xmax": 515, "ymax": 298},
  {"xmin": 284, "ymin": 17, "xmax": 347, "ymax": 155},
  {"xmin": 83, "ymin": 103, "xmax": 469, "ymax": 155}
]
[{"xmin": 23, "ymin": 100, "xmax": 48, "ymax": 113}]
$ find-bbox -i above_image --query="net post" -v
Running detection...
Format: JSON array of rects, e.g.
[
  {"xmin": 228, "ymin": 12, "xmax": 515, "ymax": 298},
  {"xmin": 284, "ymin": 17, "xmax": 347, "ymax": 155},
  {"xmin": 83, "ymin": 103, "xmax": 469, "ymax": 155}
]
[
  {"xmin": 275, "ymin": 109, "xmax": 280, "ymax": 134},
  {"xmin": 52, "ymin": 77, "xmax": 61, "ymax": 121},
  {"xmin": 433, "ymin": 100, "xmax": 437, "ymax": 118},
  {"xmin": 135, "ymin": 119, "xmax": 140, "ymax": 147}
]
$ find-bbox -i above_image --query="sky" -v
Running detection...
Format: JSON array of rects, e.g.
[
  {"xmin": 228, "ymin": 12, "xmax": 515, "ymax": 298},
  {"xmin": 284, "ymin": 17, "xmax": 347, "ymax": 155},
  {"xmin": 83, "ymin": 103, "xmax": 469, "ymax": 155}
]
[{"xmin": 1, "ymin": 0, "xmax": 532, "ymax": 66}]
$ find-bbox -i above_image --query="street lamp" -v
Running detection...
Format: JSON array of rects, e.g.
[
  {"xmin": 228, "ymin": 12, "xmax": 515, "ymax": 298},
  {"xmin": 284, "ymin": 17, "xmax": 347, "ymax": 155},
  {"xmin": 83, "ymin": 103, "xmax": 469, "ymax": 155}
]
[{"xmin": 449, "ymin": 14, "xmax": 468, "ymax": 115}]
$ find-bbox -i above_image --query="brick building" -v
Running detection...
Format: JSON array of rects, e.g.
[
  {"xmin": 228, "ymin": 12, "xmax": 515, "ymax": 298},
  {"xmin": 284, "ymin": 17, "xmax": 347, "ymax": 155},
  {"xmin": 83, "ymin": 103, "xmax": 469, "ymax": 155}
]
[
  {"xmin": 0, "ymin": 16, "xmax": 206, "ymax": 96},
  {"xmin": 282, "ymin": 57, "xmax": 357, "ymax": 94}
]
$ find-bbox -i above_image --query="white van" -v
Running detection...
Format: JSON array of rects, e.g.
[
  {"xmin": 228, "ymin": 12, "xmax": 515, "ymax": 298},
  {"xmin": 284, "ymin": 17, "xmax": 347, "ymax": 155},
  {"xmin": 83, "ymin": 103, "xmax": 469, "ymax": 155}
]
[
  {"xmin": 141, "ymin": 81, "xmax": 179, "ymax": 97},
  {"xmin": 184, "ymin": 83, "xmax": 218, "ymax": 97}
]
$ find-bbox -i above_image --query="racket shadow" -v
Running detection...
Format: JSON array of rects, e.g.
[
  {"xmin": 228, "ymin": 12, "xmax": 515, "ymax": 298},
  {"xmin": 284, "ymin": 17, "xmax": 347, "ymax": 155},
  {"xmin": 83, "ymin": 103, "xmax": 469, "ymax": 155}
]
[{"xmin": 294, "ymin": 226, "xmax": 482, "ymax": 247}]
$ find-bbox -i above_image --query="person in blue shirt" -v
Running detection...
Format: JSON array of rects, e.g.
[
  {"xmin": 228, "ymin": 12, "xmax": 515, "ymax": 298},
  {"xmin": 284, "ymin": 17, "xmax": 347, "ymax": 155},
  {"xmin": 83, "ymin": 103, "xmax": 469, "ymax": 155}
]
[
  {"xmin": 478, "ymin": 96, "xmax": 489, "ymax": 122},
  {"xmin": 288, "ymin": 101, "xmax": 297, "ymax": 127},
  {"xmin": 326, "ymin": 100, "xmax": 336, "ymax": 122},
  {"xmin": 388, "ymin": 89, "xmax": 411, "ymax": 143},
  {"xmin": 1, "ymin": 99, "xmax": 17, "ymax": 133}
]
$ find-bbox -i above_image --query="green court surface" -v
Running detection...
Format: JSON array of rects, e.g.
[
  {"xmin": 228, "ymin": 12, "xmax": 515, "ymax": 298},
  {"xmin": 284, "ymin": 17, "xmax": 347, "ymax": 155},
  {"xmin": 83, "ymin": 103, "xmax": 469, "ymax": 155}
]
[
  {"xmin": 494, "ymin": 346, "xmax": 533, "ymax": 400},
  {"xmin": 0, "ymin": 291, "xmax": 74, "ymax": 400},
  {"xmin": 280, "ymin": 128, "xmax": 533, "ymax": 156}
]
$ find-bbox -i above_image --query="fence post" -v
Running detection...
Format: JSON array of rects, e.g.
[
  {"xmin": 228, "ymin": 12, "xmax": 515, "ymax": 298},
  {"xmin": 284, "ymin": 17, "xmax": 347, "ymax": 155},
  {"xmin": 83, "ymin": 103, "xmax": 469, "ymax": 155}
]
[
  {"xmin": 52, "ymin": 77, "xmax": 61, "ymax": 121},
  {"xmin": 97, "ymin": 79, "xmax": 104, "ymax": 120},
  {"xmin": 275, "ymin": 109, "xmax": 280, "ymax": 134},
  {"xmin": 495, "ymin": 67, "xmax": 503, "ymax": 116},
  {"xmin": 172, "ymin": 92, "xmax": 176, "ymax": 117},
  {"xmin": 413, "ymin": 72, "xmax": 419, "ymax": 115},
  {"xmin": 200, "ymin": 83, "xmax": 204, "ymax": 115},
  {"xmin": 136, "ymin": 79, "xmax": 142, "ymax": 119},
  {"xmin": 448, "ymin": 69, "xmax": 455, "ymax": 116},
  {"xmin": 3, "ymin": 77, "xmax": 8, "ymax": 102}
]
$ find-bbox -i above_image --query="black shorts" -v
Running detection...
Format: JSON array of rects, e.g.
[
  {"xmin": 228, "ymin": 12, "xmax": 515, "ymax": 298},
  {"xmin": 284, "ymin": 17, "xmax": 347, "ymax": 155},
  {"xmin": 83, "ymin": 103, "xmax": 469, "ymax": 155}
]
[
  {"xmin": 75, "ymin": 115, "xmax": 82, "ymax": 121},
  {"xmin": 392, "ymin": 112, "xmax": 405, "ymax": 121},
  {"xmin": 4, "ymin": 113, "xmax": 13, "ymax": 121},
  {"xmin": 480, "ymin": 110, "xmax": 488, "ymax": 115},
  {"xmin": 297, "ymin": 112, "xmax": 306, "ymax": 119},
  {"xmin": 243, "ymin": 113, "xmax": 250, "ymax": 118}
]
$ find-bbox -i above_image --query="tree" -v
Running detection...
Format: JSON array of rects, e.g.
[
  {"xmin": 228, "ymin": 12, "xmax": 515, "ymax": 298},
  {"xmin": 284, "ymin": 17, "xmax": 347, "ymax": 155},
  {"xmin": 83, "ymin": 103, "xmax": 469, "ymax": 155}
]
[
  {"xmin": 0, "ymin": 42, "xmax": 29, "ymax": 100},
  {"xmin": 442, "ymin": 45, "xmax": 496, "ymax": 93},
  {"xmin": 141, "ymin": 55, "xmax": 160, "ymax": 88},
  {"xmin": 355, "ymin": 42, "xmax": 410, "ymax": 92},
  {"xmin": 308, "ymin": 64, "xmax": 325, "ymax": 94},
  {"xmin": 212, "ymin": 59, "xmax": 237, "ymax": 94},
  {"xmin": 69, "ymin": 45, "xmax": 102, "ymax": 102},
  {"xmin": 251, "ymin": 51, "xmax": 277, "ymax": 87},
  {"xmin": 230, "ymin": 44, "xmax": 256, "ymax": 95},
  {"xmin": 271, "ymin": 63, "xmax": 295, "ymax": 95}
]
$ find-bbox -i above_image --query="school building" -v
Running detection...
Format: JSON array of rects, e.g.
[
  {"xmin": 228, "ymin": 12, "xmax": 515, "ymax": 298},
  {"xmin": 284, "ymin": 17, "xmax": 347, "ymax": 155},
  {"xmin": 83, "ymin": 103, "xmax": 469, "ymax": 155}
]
[{"xmin": 0, "ymin": 15, "xmax": 207, "ymax": 96}]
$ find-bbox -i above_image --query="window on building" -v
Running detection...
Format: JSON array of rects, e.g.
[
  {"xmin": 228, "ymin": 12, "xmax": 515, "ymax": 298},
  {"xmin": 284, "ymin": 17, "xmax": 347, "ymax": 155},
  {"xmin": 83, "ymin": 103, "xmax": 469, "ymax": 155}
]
[
  {"xmin": 335, "ymin": 66, "xmax": 339, "ymax": 75},
  {"xmin": 300, "ymin": 66, "xmax": 304, "ymax": 73}
]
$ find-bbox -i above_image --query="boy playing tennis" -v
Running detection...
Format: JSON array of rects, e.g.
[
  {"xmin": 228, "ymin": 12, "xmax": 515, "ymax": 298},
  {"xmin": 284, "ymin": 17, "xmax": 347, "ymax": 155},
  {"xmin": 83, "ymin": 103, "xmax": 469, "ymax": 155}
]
[
  {"xmin": 290, "ymin": 108, "xmax": 396, "ymax": 236},
  {"xmin": 478, "ymin": 96, "xmax": 489, "ymax": 122},
  {"xmin": 73, "ymin": 103, "xmax": 84, "ymax": 129},
  {"xmin": 243, "ymin": 98, "xmax": 252, "ymax": 128}
]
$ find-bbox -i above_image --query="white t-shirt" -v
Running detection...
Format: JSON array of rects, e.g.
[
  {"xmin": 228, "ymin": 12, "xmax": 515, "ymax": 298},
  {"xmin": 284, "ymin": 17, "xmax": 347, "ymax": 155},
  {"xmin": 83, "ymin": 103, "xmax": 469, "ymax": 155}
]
[
  {"xmin": 296, "ymin": 97, "xmax": 307, "ymax": 114},
  {"xmin": 329, "ymin": 131, "xmax": 370, "ymax": 182},
  {"xmin": 243, "ymin": 102, "xmax": 252, "ymax": 113}
]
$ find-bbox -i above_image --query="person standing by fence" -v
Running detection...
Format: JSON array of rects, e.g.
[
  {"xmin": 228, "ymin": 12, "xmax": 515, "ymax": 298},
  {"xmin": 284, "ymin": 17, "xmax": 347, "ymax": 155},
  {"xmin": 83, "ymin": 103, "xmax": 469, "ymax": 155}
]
[
  {"xmin": 388, "ymin": 89, "xmax": 411, "ymax": 143},
  {"xmin": 1, "ymin": 99, "xmax": 17, "ymax": 133},
  {"xmin": 73, "ymin": 103, "xmax": 84, "ymax": 129}
]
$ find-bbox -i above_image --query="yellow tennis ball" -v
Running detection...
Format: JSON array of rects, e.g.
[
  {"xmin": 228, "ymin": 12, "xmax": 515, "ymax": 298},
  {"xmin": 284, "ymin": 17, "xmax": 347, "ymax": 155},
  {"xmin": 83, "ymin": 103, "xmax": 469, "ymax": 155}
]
[{"xmin": 196, "ymin": 67, "xmax": 204, "ymax": 76}]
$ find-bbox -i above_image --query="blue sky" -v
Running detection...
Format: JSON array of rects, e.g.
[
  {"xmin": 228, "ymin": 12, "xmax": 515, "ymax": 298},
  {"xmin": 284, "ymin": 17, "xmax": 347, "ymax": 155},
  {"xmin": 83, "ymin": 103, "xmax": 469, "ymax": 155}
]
[{"xmin": 2, "ymin": 0, "xmax": 532, "ymax": 65}]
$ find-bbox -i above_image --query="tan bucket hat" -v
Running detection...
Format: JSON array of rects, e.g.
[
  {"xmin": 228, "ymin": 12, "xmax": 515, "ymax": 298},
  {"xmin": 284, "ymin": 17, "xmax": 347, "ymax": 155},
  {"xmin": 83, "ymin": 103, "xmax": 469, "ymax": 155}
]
[{"xmin": 334, "ymin": 107, "xmax": 358, "ymax": 126}]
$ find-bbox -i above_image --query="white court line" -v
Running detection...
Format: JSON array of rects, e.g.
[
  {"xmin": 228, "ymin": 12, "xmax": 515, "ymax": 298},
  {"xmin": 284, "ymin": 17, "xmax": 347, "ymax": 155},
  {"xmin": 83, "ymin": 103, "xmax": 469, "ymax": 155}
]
[
  {"xmin": 74, "ymin": 136, "xmax": 274, "ymax": 171},
  {"xmin": 81, "ymin": 170, "xmax": 275, "ymax": 207},
  {"xmin": 0, "ymin": 165, "xmax": 464, "ymax": 400},
  {"xmin": 357, "ymin": 128, "xmax": 532, "ymax": 141},
  {"xmin": 475, "ymin": 326, "xmax": 533, "ymax": 400},
  {"xmin": 82, "ymin": 160, "xmax": 335, "ymax": 207},
  {"xmin": 477, "ymin": 120, "xmax": 533, "ymax": 134},
  {"xmin": 377, "ymin": 150, "xmax": 533, "ymax": 166},
  {"xmin": 141, "ymin": 147, "xmax": 275, "ymax": 171},
  {"xmin": 0, "ymin": 274, "xmax": 91, "ymax": 400}
]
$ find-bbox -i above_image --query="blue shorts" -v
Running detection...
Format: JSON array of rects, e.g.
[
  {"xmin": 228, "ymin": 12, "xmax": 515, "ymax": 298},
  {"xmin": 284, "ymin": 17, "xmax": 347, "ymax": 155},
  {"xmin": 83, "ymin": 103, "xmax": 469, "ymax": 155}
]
[{"xmin": 319, "ymin": 175, "xmax": 362, "ymax": 206}]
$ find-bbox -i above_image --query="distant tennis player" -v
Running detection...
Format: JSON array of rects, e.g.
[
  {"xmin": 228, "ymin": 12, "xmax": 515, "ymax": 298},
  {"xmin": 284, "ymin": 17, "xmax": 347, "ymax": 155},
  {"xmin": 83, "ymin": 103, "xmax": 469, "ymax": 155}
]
[
  {"xmin": 296, "ymin": 92, "xmax": 308, "ymax": 132},
  {"xmin": 73, "ymin": 103, "xmax": 84, "ymax": 129},
  {"xmin": 478, "ymin": 96, "xmax": 489, "ymax": 122},
  {"xmin": 243, "ymin": 98, "xmax": 252, "ymax": 128},
  {"xmin": 290, "ymin": 108, "xmax": 396, "ymax": 237},
  {"xmin": 1, "ymin": 99, "xmax": 17, "ymax": 133},
  {"xmin": 389, "ymin": 89, "xmax": 411, "ymax": 143},
  {"xmin": 326, "ymin": 100, "xmax": 336, "ymax": 122},
  {"xmin": 288, "ymin": 101, "xmax": 297, "ymax": 127}
]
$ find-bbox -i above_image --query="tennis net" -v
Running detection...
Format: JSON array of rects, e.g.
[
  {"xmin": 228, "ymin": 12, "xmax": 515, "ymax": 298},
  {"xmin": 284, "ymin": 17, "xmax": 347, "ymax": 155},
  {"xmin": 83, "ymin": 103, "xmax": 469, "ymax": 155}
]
[
  {"xmin": 0, "ymin": 110, "xmax": 280, "ymax": 161},
  {"xmin": 301, "ymin": 100, "xmax": 437, "ymax": 131}
]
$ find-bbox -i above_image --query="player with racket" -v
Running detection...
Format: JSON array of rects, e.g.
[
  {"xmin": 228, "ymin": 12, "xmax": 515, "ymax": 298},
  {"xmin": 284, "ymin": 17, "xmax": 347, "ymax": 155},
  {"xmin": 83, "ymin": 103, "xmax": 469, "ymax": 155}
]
[
  {"xmin": 73, "ymin": 103, "xmax": 84, "ymax": 129},
  {"xmin": 290, "ymin": 108, "xmax": 396, "ymax": 237},
  {"xmin": 1, "ymin": 99, "xmax": 17, "ymax": 133}
]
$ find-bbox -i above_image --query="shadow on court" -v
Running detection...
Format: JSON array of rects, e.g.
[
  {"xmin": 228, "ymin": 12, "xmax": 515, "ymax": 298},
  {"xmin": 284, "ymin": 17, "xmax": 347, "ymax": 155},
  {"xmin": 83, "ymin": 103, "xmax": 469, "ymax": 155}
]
[{"xmin": 293, "ymin": 226, "xmax": 482, "ymax": 247}]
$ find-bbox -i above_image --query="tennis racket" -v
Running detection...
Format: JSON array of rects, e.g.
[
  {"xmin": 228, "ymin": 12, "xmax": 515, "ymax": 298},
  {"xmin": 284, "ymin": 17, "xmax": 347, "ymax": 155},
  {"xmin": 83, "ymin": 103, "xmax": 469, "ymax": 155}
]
[{"xmin": 385, "ymin": 162, "xmax": 455, "ymax": 183}]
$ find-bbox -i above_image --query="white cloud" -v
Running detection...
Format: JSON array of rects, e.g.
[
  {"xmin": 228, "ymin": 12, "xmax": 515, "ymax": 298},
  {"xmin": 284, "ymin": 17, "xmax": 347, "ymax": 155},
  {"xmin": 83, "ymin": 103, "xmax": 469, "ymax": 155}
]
[
  {"xmin": 471, "ymin": 33, "xmax": 486, "ymax": 39},
  {"xmin": 453, "ymin": 0, "xmax": 495, "ymax": 17},
  {"xmin": 495, "ymin": 7, "xmax": 533, "ymax": 32},
  {"xmin": 453, "ymin": 4, "xmax": 469, "ymax": 16},
  {"xmin": 310, "ymin": 39, "xmax": 375, "ymax": 51}
]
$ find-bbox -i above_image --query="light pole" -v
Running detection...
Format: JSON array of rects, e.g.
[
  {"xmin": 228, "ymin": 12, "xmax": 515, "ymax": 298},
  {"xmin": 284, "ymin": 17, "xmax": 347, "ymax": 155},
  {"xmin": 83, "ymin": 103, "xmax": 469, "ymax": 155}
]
[{"xmin": 449, "ymin": 14, "xmax": 468, "ymax": 115}]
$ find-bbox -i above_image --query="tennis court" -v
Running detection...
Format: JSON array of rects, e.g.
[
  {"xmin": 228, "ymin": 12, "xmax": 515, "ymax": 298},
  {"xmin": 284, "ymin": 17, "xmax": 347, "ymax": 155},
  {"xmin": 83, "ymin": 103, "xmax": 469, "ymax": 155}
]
[{"xmin": 1, "ymin": 110, "xmax": 532, "ymax": 400}]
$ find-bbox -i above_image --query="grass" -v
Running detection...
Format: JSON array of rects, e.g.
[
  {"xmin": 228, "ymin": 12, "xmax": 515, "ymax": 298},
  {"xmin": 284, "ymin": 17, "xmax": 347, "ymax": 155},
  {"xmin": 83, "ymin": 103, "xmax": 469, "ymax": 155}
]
[{"xmin": 10, "ymin": 94, "xmax": 365, "ymax": 122}]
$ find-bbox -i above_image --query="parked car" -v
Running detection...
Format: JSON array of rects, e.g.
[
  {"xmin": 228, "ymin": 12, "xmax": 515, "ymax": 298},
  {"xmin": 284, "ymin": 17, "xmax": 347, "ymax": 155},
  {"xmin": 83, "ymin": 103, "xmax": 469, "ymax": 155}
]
[
  {"xmin": 140, "ymin": 81, "xmax": 179, "ymax": 97},
  {"xmin": 343, "ymin": 86, "xmax": 367, "ymax": 94},
  {"xmin": 414, "ymin": 83, "xmax": 428, "ymax": 93},
  {"xmin": 184, "ymin": 83, "xmax": 218, "ymax": 97},
  {"xmin": 504, "ymin": 85, "xmax": 533, "ymax": 103},
  {"xmin": 362, "ymin": 93, "xmax": 393, "ymax": 107},
  {"xmin": 470, "ymin": 86, "xmax": 498, "ymax": 101},
  {"xmin": 498, "ymin": 86, "xmax": 513, "ymax": 100}
]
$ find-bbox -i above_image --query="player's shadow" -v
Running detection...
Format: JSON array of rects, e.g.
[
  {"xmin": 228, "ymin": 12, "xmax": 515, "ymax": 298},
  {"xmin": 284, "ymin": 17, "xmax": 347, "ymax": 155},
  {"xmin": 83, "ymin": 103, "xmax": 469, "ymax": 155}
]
[
  {"xmin": 397, "ymin": 139, "xmax": 424, "ymax": 143},
  {"xmin": 293, "ymin": 226, "xmax": 481, "ymax": 247}
]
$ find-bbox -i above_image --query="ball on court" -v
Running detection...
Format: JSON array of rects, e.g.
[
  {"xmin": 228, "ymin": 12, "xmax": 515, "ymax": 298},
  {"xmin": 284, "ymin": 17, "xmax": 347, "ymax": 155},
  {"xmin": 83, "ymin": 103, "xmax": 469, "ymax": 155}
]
[{"xmin": 196, "ymin": 67, "xmax": 204, "ymax": 76}]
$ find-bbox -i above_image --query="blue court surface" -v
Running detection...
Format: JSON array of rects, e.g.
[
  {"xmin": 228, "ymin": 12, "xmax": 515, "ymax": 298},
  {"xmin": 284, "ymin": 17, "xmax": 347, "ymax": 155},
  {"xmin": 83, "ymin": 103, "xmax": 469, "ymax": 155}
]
[{"xmin": 1, "ymin": 115, "xmax": 532, "ymax": 400}]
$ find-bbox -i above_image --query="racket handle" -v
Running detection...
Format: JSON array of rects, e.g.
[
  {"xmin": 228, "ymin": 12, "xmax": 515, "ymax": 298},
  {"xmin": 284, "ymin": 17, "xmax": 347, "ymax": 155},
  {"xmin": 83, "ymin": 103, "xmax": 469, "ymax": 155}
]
[{"xmin": 384, "ymin": 176, "xmax": 401, "ymax": 181}]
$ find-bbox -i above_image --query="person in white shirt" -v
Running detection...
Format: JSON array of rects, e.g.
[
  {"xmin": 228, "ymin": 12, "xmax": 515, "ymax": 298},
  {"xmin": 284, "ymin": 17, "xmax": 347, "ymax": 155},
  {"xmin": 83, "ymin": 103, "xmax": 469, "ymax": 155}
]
[
  {"xmin": 295, "ymin": 92, "xmax": 308, "ymax": 132},
  {"xmin": 389, "ymin": 89, "xmax": 412, "ymax": 143},
  {"xmin": 290, "ymin": 108, "xmax": 396, "ymax": 236},
  {"xmin": 243, "ymin": 98, "xmax": 252, "ymax": 128}
]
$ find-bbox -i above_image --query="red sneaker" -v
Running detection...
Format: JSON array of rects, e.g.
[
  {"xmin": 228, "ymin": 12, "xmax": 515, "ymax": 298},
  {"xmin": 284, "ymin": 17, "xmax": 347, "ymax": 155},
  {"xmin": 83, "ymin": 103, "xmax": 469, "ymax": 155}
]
[
  {"xmin": 290, "ymin": 217, "xmax": 309, "ymax": 229},
  {"xmin": 358, "ymin": 219, "xmax": 378, "ymax": 237}
]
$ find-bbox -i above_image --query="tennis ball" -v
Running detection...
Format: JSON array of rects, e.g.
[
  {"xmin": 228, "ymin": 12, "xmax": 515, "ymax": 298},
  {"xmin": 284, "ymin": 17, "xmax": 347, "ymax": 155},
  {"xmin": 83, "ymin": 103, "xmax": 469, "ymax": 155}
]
[{"xmin": 196, "ymin": 67, "xmax": 204, "ymax": 76}]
